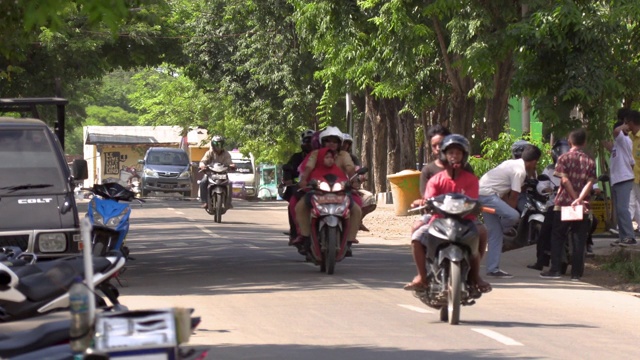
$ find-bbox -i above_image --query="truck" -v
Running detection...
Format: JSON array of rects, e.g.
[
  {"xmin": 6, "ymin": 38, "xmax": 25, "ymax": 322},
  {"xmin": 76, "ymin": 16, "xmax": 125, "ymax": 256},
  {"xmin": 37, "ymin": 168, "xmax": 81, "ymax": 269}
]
[{"xmin": 0, "ymin": 98, "xmax": 88, "ymax": 258}]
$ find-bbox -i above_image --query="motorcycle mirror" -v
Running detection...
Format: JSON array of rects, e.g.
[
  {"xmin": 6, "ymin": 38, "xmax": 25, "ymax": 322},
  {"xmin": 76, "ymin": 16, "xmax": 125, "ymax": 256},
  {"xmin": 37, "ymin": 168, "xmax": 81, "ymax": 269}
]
[{"xmin": 537, "ymin": 174, "xmax": 551, "ymax": 181}]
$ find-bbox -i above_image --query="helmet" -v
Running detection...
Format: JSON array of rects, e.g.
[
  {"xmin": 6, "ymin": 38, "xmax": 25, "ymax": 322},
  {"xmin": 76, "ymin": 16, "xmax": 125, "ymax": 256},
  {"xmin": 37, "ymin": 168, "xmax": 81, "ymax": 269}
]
[
  {"xmin": 342, "ymin": 133, "xmax": 353, "ymax": 143},
  {"xmin": 211, "ymin": 135, "xmax": 225, "ymax": 148},
  {"xmin": 511, "ymin": 140, "xmax": 531, "ymax": 159},
  {"xmin": 319, "ymin": 126, "xmax": 344, "ymax": 147},
  {"xmin": 439, "ymin": 134, "xmax": 470, "ymax": 168},
  {"xmin": 551, "ymin": 139, "xmax": 570, "ymax": 164},
  {"xmin": 300, "ymin": 129, "xmax": 315, "ymax": 145}
]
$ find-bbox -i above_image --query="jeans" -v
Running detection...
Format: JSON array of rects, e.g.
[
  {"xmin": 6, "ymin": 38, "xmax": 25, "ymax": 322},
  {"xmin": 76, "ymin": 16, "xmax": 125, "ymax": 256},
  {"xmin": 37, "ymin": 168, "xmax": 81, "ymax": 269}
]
[
  {"xmin": 549, "ymin": 211, "xmax": 589, "ymax": 277},
  {"xmin": 612, "ymin": 180, "xmax": 634, "ymax": 241},
  {"xmin": 479, "ymin": 194, "xmax": 520, "ymax": 273}
]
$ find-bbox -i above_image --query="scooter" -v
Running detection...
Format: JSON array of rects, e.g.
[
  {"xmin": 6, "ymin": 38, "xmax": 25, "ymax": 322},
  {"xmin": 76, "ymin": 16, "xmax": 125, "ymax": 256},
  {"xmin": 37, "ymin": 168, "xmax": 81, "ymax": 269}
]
[
  {"xmin": 302, "ymin": 167, "xmax": 368, "ymax": 275},
  {"xmin": 408, "ymin": 193, "xmax": 485, "ymax": 325},
  {"xmin": 0, "ymin": 251, "xmax": 126, "ymax": 322},
  {"xmin": 83, "ymin": 182, "xmax": 144, "ymax": 258},
  {"xmin": 504, "ymin": 174, "xmax": 553, "ymax": 251},
  {"xmin": 200, "ymin": 163, "xmax": 231, "ymax": 223}
]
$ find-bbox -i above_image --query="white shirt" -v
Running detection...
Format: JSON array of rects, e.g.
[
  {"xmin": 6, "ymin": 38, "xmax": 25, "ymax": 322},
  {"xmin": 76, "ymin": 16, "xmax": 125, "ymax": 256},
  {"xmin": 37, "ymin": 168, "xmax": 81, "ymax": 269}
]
[
  {"xmin": 479, "ymin": 159, "xmax": 528, "ymax": 197},
  {"xmin": 537, "ymin": 165, "xmax": 561, "ymax": 207},
  {"xmin": 610, "ymin": 131, "xmax": 635, "ymax": 185}
]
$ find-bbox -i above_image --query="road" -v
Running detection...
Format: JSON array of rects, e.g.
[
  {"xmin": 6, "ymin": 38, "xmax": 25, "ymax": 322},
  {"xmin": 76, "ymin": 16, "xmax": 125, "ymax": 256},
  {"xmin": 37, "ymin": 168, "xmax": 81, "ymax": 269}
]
[{"xmin": 110, "ymin": 197, "xmax": 640, "ymax": 359}]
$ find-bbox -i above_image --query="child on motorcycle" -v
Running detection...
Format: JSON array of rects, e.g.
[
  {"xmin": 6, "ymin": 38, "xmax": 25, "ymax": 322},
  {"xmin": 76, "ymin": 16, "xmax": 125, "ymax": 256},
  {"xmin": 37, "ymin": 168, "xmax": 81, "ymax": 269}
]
[
  {"xmin": 292, "ymin": 147, "xmax": 362, "ymax": 254},
  {"xmin": 404, "ymin": 134, "xmax": 491, "ymax": 294}
]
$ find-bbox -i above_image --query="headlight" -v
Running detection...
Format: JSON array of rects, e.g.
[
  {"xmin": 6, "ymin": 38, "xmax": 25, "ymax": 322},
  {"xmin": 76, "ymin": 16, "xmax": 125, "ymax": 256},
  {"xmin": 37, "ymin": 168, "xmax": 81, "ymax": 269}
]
[
  {"xmin": 106, "ymin": 214, "xmax": 125, "ymax": 227},
  {"xmin": 319, "ymin": 182, "xmax": 331, "ymax": 192},
  {"xmin": 332, "ymin": 182, "xmax": 344, "ymax": 192},
  {"xmin": 91, "ymin": 206, "xmax": 105, "ymax": 226},
  {"xmin": 144, "ymin": 168, "xmax": 158, "ymax": 177},
  {"xmin": 178, "ymin": 171, "xmax": 191, "ymax": 179},
  {"xmin": 38, "ymin": 233, "xmax": 67, "ymax": 252}
]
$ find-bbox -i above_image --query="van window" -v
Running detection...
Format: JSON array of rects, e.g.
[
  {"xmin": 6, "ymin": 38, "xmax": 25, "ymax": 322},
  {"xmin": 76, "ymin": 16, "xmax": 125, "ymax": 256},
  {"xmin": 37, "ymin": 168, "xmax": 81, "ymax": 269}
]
[
  {"xmin": 0, "ymin": 129, "xmax": 65, "ymax": 193},
  {"xmin": 147, "ymin": 151, "xmax": 189, "ymax": 166}
]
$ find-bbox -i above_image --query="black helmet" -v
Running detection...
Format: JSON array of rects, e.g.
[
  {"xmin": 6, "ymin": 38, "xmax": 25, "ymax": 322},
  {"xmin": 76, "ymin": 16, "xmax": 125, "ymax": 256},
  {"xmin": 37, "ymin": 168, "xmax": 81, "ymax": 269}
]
[
  {"xmin": 551, "ymin": 139, "xmax": 570, "ymax": 164},
  {"xmin": 211, "ymin": 135, "xmax": 225, "ymax": 148},
  {"xmin": 511, "ymin": 140, "xmax": 531, "ymax": 159},
  {"xmin": 300, "ymin": 129, "xmax": 314, "ymax": 145},
  {"xmin": 439, "ymin": 134, "xmax": 470, "ymax": 167}
]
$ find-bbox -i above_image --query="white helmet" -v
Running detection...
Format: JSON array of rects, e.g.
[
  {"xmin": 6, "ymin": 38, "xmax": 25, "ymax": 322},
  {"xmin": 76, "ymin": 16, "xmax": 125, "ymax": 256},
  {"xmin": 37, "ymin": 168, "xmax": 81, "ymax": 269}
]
[
  {"xmin": 319, "ymin": 126, "xmax": 344, "ymax": 146},
  {"xmin": 342, "ymin": 133, "xmax": 353, "ymax": 143}
]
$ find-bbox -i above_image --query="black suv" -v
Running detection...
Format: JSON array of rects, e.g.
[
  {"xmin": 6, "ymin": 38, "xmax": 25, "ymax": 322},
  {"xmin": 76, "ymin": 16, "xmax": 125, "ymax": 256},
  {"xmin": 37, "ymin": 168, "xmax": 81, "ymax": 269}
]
[{"xmin": 139, "ymin": 147, "xmax": 192, "ymax": 196}]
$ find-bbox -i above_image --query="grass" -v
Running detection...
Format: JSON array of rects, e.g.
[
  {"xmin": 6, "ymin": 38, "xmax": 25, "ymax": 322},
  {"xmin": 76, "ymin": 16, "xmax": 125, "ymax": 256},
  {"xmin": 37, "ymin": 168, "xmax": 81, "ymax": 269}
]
[{"xmin": 601, "ymin": 249, "xmax": 640, "ymax": 283}]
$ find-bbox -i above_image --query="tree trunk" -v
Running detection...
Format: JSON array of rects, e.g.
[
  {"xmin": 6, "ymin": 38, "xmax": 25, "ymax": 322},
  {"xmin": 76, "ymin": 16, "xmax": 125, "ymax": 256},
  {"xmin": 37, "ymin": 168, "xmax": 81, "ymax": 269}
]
[
  {"xmin": 400, "ymin": 109, "xmax": 416, "ymax": 170},
  {"xmin": 365, "ymin": 89, "xmax": 387, "ymax": 193},
  {"xmin": 384, "ymin": 98, "xmax": 401, "ymax": 175},
  {"xmin": 449, "ymin": 80, "xmax": 475, "ymax": 137},
  {"xmin": 485, "ymin": 54, "xmax": 515, "ymax": 140}
]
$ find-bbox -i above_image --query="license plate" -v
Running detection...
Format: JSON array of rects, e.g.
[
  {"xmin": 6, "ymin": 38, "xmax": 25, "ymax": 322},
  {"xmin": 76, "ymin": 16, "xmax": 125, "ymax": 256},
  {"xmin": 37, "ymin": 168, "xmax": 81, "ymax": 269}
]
[
  {"xmin": 232, "ymin": 188, "xmax": 241, "ymax": 193},
  {"xmin": 159, "ymin": 183, "xmax": 173, "ymax": 189},
  {"xmin": 316, "ymin": 194, "xmax": 344, "ymax": 204}
]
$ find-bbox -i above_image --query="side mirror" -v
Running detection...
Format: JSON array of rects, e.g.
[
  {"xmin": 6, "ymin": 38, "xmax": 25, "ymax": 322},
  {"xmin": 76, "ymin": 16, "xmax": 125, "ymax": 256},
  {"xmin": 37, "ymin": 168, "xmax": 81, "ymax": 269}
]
[
  {"xmin": 72, "ymin": 159, "xmax": 88, "ymax": 180},
  {"xmin": 537, "ymin": 174, "xmax": 550, "ymax": 182},
  {"xmin": 356, "ymin": 167, "xmax": 369, "ymax": 175}
]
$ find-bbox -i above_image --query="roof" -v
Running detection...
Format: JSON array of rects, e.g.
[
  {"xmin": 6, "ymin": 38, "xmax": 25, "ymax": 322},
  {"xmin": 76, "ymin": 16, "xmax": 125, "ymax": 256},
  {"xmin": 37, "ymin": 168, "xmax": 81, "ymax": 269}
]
[
  {"xmin": 84, "ymin": 126, "xmax": 209, "ymax": 146},
  {"xmin": 0, "ymin": 117, "xmax": 48, "ymax": 127}
]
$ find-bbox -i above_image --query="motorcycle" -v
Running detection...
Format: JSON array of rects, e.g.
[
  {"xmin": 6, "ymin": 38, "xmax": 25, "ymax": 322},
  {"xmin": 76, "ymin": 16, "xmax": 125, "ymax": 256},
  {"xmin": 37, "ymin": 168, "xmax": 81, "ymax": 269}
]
[
  {"xmin": 83, "ymin": 182, "xmax": 144, "ymax": 258},
  {"xmin": 504, "ymin": 174, "xmax": 553, "ymax": 251},
  {"xmin": 0, "ymin": 251, "xmax": 126, "ymax": 322},
  {"xmin": 303, "ymin": 167, "xmax": 368, "ymax": 275},
  {"xmin": 409, "ymin": 193, "xmax": 486, "ymax": 325},
  {"xmin": 200, "ymin": 163, "xmax": 231, "ymax": 223}
]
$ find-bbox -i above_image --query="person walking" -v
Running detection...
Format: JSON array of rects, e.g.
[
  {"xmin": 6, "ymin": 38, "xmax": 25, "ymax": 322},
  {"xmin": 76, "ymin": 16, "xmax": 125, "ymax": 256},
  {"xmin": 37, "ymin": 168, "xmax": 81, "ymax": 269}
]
[
  {"xmin": 540, "ymin": 128, "xmax": 596, "ymax": 281},
  {"xmin": 479, "ymin": 144, "xmax": 542, "ymax": 279}
]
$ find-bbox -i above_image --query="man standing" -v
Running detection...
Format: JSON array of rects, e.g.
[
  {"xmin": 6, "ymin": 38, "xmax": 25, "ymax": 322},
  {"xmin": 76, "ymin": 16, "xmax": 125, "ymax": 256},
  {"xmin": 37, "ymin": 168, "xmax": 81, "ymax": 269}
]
[
  {"xmin": 199, "ymin": 135, "xmax": 235, "ymax": 210},
  {"xmin": 624, "ymin": 109, "xmax": 640, "ymax": 246},
  {"xmin": 479, "ymin": 144, "xmax": 542, "ymax": 279},
  {"xmin": 607, "ymin": 108, "xmax": 636, "ymax": 246},
  {"xmin": 540, "ymin": 128, "xmax": 596, "ymax": 281}
]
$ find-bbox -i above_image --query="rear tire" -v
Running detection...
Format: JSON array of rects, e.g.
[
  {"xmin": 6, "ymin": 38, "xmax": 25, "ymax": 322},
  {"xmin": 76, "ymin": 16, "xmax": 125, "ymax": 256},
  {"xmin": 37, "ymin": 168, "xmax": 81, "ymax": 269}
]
[{"xmin": 448, "ymin": 261, "xmax": 462, "ymax": 325}]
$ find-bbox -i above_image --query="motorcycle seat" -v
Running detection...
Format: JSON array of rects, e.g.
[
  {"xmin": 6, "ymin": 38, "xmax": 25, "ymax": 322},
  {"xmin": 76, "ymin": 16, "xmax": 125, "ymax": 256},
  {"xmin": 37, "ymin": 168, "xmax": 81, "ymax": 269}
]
[
  {"xmin": 15, "ymin": 257, "xmax": 113, "ymax": 302},
  {"xmin": 0, "ymin": 314, "xmax": 70, "ymax": 358}
]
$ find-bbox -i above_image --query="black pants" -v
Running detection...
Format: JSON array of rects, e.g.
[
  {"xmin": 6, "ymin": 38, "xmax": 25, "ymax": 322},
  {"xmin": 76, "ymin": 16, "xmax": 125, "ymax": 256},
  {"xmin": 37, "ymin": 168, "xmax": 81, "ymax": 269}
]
[
  {"xmin": 534, "ymin": 208, "xmax": 554, "ymax": 266},
  {"xmin": 549, "ymin": 211, "xmax": 590, "ymax": 277}
]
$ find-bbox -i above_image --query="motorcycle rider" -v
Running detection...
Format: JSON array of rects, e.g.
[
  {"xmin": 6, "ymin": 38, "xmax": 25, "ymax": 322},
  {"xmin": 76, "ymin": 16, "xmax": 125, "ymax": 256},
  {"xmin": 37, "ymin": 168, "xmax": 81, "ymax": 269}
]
[
  {"xmin": 283, "ymin": 129, "xmax": 315, "ymax": 243},
  {"xmin": 404, "ymin": 134, "xmax": 491, "ymax": 293},
  {"xmin": 199, "ymin": 135, "xmax": 235, "ymax": 210},
  {"xmin": 342, "ymin": 132, "xmax": 376, "ymax": 232}
]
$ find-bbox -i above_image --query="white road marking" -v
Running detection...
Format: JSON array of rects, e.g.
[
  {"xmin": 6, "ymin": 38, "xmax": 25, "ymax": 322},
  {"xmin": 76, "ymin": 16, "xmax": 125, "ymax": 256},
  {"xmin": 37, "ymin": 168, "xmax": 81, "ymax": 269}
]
[
  {"xmin": 186, "ymin": 218, "xmax": 197, "ymax": 222},
  {"xmin": 167, "ymin": 207, "xmax": 175, "ymax": 211},
  {"xmin": 472, "ymin": 328, "xmax": 523, "ymax": 346},
  {"xmin": 196, "ymin": 225, "xmax": 221, "ymax": 237},
  {"xmin": 397, "ymin": 304, "xmax": 434, "ymax": 314},
  {"xmin": 342, "ymin": 278, "xmax": 371, "ymax": 290},
  {"xmin": 175, "ymin": 211, "xmax": 184, "ymax": 215}
]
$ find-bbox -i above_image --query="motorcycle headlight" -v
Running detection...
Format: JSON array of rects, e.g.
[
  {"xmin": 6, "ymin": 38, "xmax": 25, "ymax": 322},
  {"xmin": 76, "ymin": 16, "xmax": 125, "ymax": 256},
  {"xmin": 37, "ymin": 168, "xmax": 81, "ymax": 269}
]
[
  {"xmin": 106, "ymin": 214, "xmax": 126, "ymax": 227},
  {"xmin": 332, "ymin": 182, "xmax": 344, "ymax": 192},
  {"xmin": 91, "ymin": 206, "xmax": 105, "ymax": 226},
  {"xmin": 38, "ymin": 233, "xmax": 67, "ymax": 253},
  {"xmin": 319, "ymin": 182, "xmax": 331, "ymax": 192},
  {"xmin": 144, "ymin": 168, "xmax": 158, "ymax": 177},
  {"xmin": 178, "ymin": 171, "xmax": 191, "ymax": 179}
]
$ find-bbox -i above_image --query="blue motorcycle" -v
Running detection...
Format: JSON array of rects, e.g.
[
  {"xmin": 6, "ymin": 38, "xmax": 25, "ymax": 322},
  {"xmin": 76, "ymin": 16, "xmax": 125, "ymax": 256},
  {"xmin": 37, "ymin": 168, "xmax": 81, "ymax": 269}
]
[{"xmin": 83, "ymin": 182, "xmax": 143, "ymax": 258}]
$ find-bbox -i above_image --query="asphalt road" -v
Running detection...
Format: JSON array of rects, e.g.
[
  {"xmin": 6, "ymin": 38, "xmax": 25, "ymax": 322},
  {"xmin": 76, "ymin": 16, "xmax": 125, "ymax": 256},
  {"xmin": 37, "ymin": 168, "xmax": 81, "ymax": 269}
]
[{"xmin": 111, "ymin": 197, "xmax": 640, "ymax": 360}]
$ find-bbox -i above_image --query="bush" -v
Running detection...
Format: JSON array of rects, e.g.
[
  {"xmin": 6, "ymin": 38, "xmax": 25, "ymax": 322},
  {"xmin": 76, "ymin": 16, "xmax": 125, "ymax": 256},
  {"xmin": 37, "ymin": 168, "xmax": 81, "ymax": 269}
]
[
  {"xmin": 468, "ymin": 132, "xmax": 552, "ymax": 178},
  {"xmin": 602, "ymin": 249, "xmax": 640, "ymax": 283}
]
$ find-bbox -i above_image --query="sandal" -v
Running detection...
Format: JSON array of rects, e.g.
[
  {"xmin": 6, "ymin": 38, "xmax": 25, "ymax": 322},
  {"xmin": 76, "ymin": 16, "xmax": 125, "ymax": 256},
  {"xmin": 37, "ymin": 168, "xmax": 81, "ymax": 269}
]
[
  {"xmin": 403, "ymin": 281, "xmax": 428, "ymax": 291},
  {"xmin": 476, "ymin": 282, "xmax": 492, "ymax": 294}
]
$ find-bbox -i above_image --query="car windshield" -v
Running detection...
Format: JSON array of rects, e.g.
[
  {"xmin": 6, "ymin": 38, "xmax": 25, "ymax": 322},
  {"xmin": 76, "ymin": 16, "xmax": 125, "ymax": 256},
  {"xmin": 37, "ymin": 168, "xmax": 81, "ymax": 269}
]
[
  {"xmin": 147, "ymin": 151, "xmax": 189, "ymax": 166},
  {"xmin": 233, "ymin": 161, "xmax": 253, "ymax": 174},
  {"xmin": 0, "ymin": 128, "xmax": 66, "ymax": 194}
]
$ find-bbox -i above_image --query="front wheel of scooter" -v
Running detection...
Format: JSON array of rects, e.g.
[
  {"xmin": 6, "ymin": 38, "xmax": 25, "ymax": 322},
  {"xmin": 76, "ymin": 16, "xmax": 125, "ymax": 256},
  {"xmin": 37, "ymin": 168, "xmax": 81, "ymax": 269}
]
[
  {"xmin": 447, "ymin": 261, "xmax": 462, "ymax": 325},
  {"xmin": 214, "ymin": 193, "xmax": 223, "ymax": 223}
]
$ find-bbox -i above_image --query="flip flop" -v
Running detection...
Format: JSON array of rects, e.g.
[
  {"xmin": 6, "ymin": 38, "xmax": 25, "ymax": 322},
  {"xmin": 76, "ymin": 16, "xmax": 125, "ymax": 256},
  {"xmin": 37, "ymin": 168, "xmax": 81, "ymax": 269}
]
[
  {"xmin": 403, "ymin": 282, "xmax": 427, "ymax": 291},
  {"xmin": 476, "ymin": 283, "xmax": 492, "ymax": 294}
]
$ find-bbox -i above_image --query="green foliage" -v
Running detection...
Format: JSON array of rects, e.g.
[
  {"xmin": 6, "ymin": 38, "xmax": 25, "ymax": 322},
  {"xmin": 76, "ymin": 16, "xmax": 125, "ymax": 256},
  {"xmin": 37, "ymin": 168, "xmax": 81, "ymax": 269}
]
[
  {"xmin": 602, "ymin": 249, "xmax": 640, "ymax": 283},
  {"xmin": 468, "ymin": 131, "xmax": 552, "ymax": 178}
]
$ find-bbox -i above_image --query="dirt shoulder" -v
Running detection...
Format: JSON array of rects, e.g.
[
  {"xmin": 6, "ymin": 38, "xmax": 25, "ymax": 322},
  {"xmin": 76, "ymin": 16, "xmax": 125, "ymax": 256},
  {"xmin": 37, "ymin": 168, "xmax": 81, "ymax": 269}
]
[{"xmin": 362, "ymin": 204, "xmax": 640, "ymax": 297}]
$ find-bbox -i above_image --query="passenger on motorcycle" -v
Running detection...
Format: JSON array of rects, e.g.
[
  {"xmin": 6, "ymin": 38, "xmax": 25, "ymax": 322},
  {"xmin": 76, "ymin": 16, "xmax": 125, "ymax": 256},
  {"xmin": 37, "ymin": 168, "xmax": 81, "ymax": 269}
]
[
  {"xmin": 283, "ymin": 129, "xmax": 315, "ymax": 243},
  {"xmin": 404, "ymin": 134, "xmax": 491, "ymax": 294},
  {"xmin": 199, "ymin": 135, "xmax": 235, "ymax": 209},
  {"xmin": 342, "ymin": 132, "xmax": 376, "ymax": 232}
]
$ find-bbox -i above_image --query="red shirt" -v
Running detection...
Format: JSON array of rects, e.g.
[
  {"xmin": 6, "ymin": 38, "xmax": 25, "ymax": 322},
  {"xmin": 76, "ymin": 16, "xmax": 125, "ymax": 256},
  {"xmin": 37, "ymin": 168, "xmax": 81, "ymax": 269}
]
[
  {"xmin": 553, "ymin": 148, "xmax": 596, "ymax": 209},
  {"xmin": 425, "ymin": 169, "xmax": 479, "ymax": 221}
]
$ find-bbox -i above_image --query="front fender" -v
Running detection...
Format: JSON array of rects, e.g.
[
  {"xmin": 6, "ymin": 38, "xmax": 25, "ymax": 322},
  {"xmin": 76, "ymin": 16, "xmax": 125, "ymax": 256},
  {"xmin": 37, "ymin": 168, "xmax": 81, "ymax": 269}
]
[
  {"xmin": 320, "ymin": 215, "xmax": 340, "ymax": 228},
  {"xmin": 528, "ymin": 213, "xmax": 545, "ymax": 223},
  {"xmin": 438, "ymin": 245, "xmax": 465, "ymax": 265},
  {"xmin": 211, "ymin": 186, "xmax": 227, "ymax": 194}
]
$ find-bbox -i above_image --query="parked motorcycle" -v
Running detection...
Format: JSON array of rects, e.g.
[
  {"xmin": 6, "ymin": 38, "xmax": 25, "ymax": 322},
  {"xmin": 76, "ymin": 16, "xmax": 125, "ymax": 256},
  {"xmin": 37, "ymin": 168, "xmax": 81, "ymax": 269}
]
[
  {"xmin": 302, "ymin": 167, "xmax": 368, "ymax": 275},
  {"xmin": 409, "ymin": 193, "xmax": 485, "ymax": 325},
  {"xmin": 200, "ymin": 163, "xmax": 230, "ymax": 223},
  {"xmin": 504, "ymin": 174, "xmax": 553, "ymax": 251},
  {"xmin": 83, "ymin": 182, "xmax": 143, "ymax": 258},
  {"xmin": 0, "ymin": 251, "xmax": 126, "ymax": 322}
]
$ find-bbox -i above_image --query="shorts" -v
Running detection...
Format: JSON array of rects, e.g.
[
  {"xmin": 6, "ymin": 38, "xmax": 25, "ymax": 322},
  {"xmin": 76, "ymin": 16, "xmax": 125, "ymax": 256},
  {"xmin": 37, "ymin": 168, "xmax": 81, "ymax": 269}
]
[{"xmin": 411, "ymin": 214, "xmax": 432, "ymax": 244}]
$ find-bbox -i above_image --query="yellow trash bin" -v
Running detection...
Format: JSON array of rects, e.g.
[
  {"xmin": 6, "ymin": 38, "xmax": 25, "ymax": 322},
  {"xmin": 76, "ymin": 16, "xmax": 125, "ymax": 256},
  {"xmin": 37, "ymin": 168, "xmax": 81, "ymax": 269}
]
[{"xmin": 387, "ymin": 169, "xmax": 422, "ymax": 216}]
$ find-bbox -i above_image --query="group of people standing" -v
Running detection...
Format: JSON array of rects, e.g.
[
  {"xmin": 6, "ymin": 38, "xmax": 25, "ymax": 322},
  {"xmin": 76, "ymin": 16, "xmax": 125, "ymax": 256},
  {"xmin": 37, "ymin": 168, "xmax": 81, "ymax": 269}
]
[{"xmin": 406, "ymin": 122, "xmax": 604, "ymax": 292}]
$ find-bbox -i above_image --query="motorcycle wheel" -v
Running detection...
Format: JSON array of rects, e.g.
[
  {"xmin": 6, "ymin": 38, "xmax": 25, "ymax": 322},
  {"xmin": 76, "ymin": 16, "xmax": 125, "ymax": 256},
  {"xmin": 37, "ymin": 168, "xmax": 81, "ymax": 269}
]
[
  {"xmin": 325, "ymin": 227, "xmax": 338, "ymax": 275},
  {"xmin": 214, "ymin": 193, "xmax": 223, "ymax": 223},
  {"xmin": 528, "ymin": 222, "xmax": 542, "ymax": 245},
  {"xmin": 447, "ymin": 261, "xmax": 462, "ymax": 325}
]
